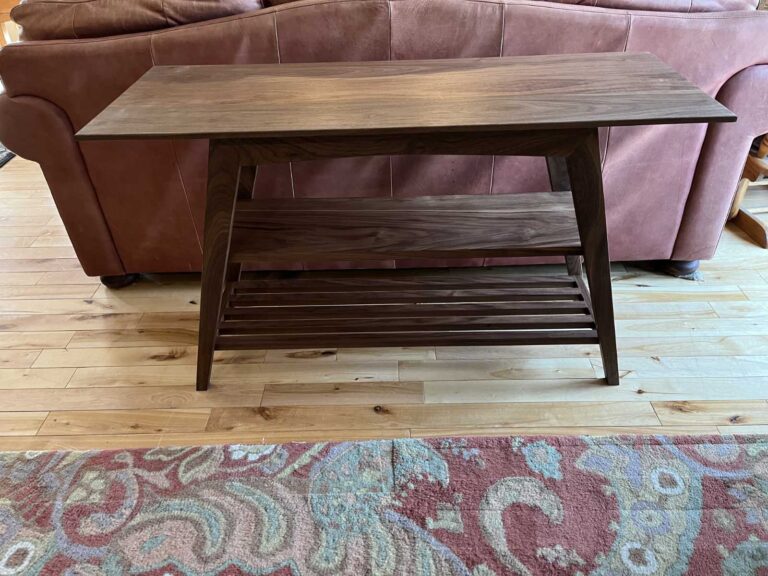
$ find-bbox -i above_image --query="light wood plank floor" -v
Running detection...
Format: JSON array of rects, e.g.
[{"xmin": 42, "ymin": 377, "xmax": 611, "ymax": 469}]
[{"xmin": 2, "ymin": 156, "xmax": 768, "ymax": 450}]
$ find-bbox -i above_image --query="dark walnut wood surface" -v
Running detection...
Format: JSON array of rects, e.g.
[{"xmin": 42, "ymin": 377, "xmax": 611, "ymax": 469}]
[{"xmin": 76, "ymin": 52, "xmax": 734, "ymax": 141}]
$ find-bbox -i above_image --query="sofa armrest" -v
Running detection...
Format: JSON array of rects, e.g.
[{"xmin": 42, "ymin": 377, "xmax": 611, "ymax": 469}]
[
  {"xmin": 673, "ymin": 64, "xmax": 768, "ymax": 260},
  {"xmin": 0, "ymin": 93, "xmax": 125, "ymax": 275}
]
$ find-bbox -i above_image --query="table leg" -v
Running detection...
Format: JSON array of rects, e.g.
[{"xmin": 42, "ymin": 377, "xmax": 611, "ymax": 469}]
[
  {"xmin": 197, "ymin": 142, "xmax": 241, "ymax": 391},
  {"xmin": 566, "ymin": 130, "xmax": 620, "ymax": 386},
  {"xmin": 547, "ymin": 156, "xmax": 583, "ymax": 278}
]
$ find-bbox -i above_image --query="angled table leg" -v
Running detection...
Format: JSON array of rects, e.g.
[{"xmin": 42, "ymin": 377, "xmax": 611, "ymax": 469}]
[
  {"xmin": 565, "ymin": 130, "xmax": 620, "ymax": 385},
  {"xmin": 197, "ymin": 142, "xmax": 242, "ymax": 391},
  {"xmin": 547, "ymin": 156, "xmax": 584, "ymax": 278}
]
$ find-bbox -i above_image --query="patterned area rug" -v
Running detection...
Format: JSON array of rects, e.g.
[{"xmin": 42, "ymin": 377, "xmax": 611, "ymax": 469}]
[{"xmin": 2, "ymin": 435, "xmax": 768, "ymax": 575}]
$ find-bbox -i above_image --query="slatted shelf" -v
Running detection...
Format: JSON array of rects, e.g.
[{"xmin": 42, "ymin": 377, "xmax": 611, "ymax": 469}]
[
  {"xmin": 229, "ymin": 192, "xmax": 581, "ymax": 263},
  {"xmin": 215, "ymin": 267, "xmax": 598, "ymax": 351}
]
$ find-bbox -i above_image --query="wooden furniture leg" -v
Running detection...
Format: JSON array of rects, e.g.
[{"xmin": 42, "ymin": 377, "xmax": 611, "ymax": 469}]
[
  {"xmin": 730, "ymin": 135, "xmax": 768, "ymax": 248},
  {"xmin": 197, "ymin": 143, "xmax": 242, "ymax": 391},
  {"xmin": 566, "ymin": 130, "xmax": 620, "ymax": 385},
  {"xmin": 222, "ymin": 165, "xmax": 258, "ymax": 289},
  {"xmin": 547, "ymin": 156, "xmax": 584, "ymax": 278}
]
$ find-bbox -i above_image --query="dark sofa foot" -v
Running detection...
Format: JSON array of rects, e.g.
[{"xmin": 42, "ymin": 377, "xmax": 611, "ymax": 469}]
[
  {"xmin": 662, "ymin": 260, "xmax": 700, "ymax": 279},
  {"xmin": 100, "ymin": 273, "xmax": 140, "ymax": 289}
]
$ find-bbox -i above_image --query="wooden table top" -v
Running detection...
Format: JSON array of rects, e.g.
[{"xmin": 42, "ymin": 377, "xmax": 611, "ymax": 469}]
[{"xmin": 76, "ymin": 52, "xmax": 735, "ymax": 141}]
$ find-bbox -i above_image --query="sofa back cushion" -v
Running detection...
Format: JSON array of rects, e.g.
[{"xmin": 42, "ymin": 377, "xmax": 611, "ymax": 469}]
[
  {"xmin": 12, "ymin": 0, "xmax": 265, "ymax": 41},
  {"xmin": 264, "ymin": 0, "xmax": 758, "ymax": 10},
  {"xmin": 546, "ymin": 0, "xmax": 758, "ymax": 12}
]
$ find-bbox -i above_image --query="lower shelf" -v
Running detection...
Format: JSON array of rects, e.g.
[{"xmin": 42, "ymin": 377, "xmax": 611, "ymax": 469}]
[{"xmin": 216, "ymin": 267, "xmax": 598, "ymax": 350}]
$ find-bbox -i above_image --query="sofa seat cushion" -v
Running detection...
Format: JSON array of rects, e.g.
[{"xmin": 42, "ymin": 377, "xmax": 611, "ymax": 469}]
[{"xmin": 12, "ymin": 0, "xmax": 265, "ymax": 41}]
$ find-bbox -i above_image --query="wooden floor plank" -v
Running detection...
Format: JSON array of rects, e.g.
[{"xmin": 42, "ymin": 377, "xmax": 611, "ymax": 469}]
[
  {"xmin": 597, "ymin": 355, "xmax": 768, "ymax": 379},
  {"xmin": 615, "ymin": 318, "xmax": 768, "ymax": 337},
  {"xmin": 425, "ymin": 377, "xmax": 768, "ymax": 403},
  {"xmin": 412, "ymin": 425, "xmax": 720, "ymax": 438},
  {"xmin": 37, "ymin": 270, "xmax": 100, "ymax": 285},
  {"xmin": 0, "ymin": 434, "xmax": 163, "ymax": 451},
  {"xmin": 435, "ymin": 335, "xmax": 768, "ymax": 360},
  {"xmin": 33, "ymin": 346, "xmax": 201, "ymax": 368},
  {"xmin": 261, "ymin": 381, "xmax": 424, "ymax": 406},
  {"xmin": 0, "ymin": 332, "xmax": 74, "ymax": 350},
  {"xmin": 0, "ymin": 285, "xmax": 97, "ymax": 300},
  {"xmin": 336, "ymin": 347, "xmax": 437, "ymax": 361},
  {"xmin": 0, "ymin": 384, "xmax": 263, "ymax": 412},
  {"xmin": 157, "ymin": 428, "xmax": 412, "ymax": 448},
  {"xmin": 0, "ymin": 412, "xmax": 48, "ymax": 436},
  {"xmin": 612, "ymin": 286, "xmax": 747, "ymax": 303},
  {"xmin": 0, "ymin": 350, "xmax": 41, "ymax": 369},
  {"xmin": 66, "ymin": 361, "xmax": 398, "ymax": 387},
  {"xmin": 0, "ymin": 313, "xmax": 142, "ymax": 332},
  {"xmin": 0, "ymin": 272, "xmax": 44, "ymax": 286},
  {"xmin": 0, "ymin": 368, "xmax": 75, "ymax": 390},
  {"xmin": 67, "ymin": 329, "xmax": 199, "ymax": 348},
  {"xmin": 653, "ymin": 400, "xmax": 768, "ymax": 427},
  {"xmin": 399, "ymin": 358, "xmax": 597, "ymax": 381},
  {"xmin": 206, "ymin": 402, "xmax": 660, "ymax": 433},
  {"xmin": 38, "ymin": 408, "xmax": 211, "ymax": 436},
  {"xmin": 0, "ymin": 298, "xmax": 198, "ymax": 315}
]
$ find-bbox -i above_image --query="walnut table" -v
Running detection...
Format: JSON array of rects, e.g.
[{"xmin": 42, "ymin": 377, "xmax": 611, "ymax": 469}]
[{"xmin": 76, "ymin": 53, "xmax": 735, "ymax": 390}]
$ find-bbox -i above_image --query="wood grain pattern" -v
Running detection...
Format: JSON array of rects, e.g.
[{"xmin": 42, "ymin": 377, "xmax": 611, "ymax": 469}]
[
  {"xmin": 226, "ymin": 130, "xmax": 585, "ymax": 165},
  {"xmin": 214, "ymin": 269, "xmax": 599, "ymax": 353},
  {"xmin": 567, "ymin": 130, "xmax": 620, "ymax": 385},
  {"xmin": 38, "ymin": 409, "xmax": 211, "ymax": 436},
  {"xmin": 196, "ymin": 143, "xmax": 240, "ymax": 390},
  {"xmin": 76, "ymin": 53, "xmax": 734, "ymax": 141},
  {"xmin": 653, "ymin": 400, "xmax": 768, "ymax": 427},
  {"xmin": 229, "ymin": 193, "xmax": 580, "ymax": 261},
  {"xmin": 205, "ymin": 402, "xmax": 660, "ymax": 433}
]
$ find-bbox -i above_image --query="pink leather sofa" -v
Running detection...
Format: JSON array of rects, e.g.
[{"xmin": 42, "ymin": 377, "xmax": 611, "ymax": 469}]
[{"xmin": 1, "ymin": 0, "xmax": 767, "ymax": 285}]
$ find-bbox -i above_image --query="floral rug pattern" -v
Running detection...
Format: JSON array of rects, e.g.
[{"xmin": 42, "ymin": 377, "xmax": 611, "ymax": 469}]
[{"xmin": 2, "ymin": 434, "xmax": 768, "ymax": 575}]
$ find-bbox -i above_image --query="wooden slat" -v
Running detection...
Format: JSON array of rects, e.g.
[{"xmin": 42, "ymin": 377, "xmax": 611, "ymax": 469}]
[
  {"xmin": 217, "ymin": 268, "xmax": 595, "ymax": 352},
  {"xmin": 237, "ymin": 193, "xmax": 577, "ymax": 214},
  {"xmin": 230, "ymin": 193, "xmax": 580, "ymax": 262},
  {"xmin": 222, "ymin": 298, "xmax": 589, "ymax": 326},
  {"xmin": 224, "ymin": 301, "xmax": 590, "ymax": 321},
  {"xmin": 220, "ymin": 315, "xmax": 596, "ymax": 334},
  {"xmin": 227, "ymin": 288, "xmax": 584, "ymax": 309},
  {"xmin": 216, "ymin": 330, "xmax": 600, "ymax": 351},
  {"xmin": 233, "ymin": 269, "xmax": 578, "ymax": 293}
]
